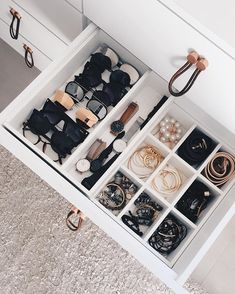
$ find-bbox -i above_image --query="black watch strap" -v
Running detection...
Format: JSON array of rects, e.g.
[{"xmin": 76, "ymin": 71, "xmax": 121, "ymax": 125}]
[
  {"xmin": 82, "ymin": 153, "xmax": 120, "ymax": 190},
  {"xmin": 90, "ymin": 131, "xmax": 125, "ymax": 172}
]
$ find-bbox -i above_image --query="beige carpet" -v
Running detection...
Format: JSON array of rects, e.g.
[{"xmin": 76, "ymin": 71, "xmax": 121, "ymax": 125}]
[{"xmin": 0, "ymin": 145, "xmax": 207, "ymax": 294}]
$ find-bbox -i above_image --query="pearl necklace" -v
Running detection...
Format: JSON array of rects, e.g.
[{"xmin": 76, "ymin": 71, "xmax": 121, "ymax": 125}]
[{"xmin": 158, "ymin": 116, "xmax": 183, "ymax": 146}]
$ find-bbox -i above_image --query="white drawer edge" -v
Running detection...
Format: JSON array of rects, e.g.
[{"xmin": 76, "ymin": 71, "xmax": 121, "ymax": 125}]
[
  {"xmin": 158, "ymin": 0, "xmax": 235, "ymax": 61},
  {"xmin": 0, "ymin": 126, "xmax": 189, "ymax": 293},
  {"xmin": 175, "ymin": 186, "xmax": 235, "ymax": 284},
  {"xmin": 0, "ymin": 23, "xmax": 97, "ymax": 123},
  {"xmin": 65, "ymin": 0, "xmax": 83, "ymax": 13}
]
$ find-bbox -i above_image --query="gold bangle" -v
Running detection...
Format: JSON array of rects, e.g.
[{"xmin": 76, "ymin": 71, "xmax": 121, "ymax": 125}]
[
  {"xmin": 151, "ymin": 165, "xmax": 182, "ymax": 195},
  {"xmin": 127, "ymin": 145, "xmax": 164, "ymax": 179}
]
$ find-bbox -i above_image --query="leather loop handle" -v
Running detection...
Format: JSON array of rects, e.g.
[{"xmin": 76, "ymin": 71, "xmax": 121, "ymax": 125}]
[
  {"xmin": 23, "ymin": 44, "xmax": 34, "ymax": 68},
  {"xmin": 9, "ymin": 8, "xmax": 21, "ymax": 40},
  {"xmin": 168, "ymin": 51, "xmax": 208, "ymax": 97},
  {"xmin": 66, "ymin": 206, "xmax": 85, "ymax": 231}
]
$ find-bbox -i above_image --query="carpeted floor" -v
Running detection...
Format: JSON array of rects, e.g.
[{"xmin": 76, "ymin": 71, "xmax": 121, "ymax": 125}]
[{"xmin": 0, "ymin": 145, "xmax": 207, "ymax": 294}]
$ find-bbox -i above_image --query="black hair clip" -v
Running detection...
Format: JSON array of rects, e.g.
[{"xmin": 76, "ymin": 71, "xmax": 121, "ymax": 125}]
[{"xmin": 122, "ymin": 192, "xmax": 163, "ymax": 236}]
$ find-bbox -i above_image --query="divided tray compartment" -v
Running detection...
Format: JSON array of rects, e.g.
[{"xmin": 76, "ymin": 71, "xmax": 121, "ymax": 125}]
[
  {"xmin": 94, "ymin": 168, "xmax": 141, "ymax": 216},
  {"xmin": 176, "ymin": 126, "xmax": 219, "ymax": 170},
  {"xmin": 119, "ymin": 188, "xmax": 168, "ymax": 238},
  {"xmin": 147, "ymin": 154, "xmax": 195, "ymax": 204},
  {"xmin": 146, "ymin": 211, "xmax": 195, "ymax": 265},
  {"xmin": 151, "ymin": 103, "xmax": 195, "ymax": 150},
  {"xmin": 3, "ymin": 27, "xmax": 149, "ymax": 167},
  {"xmin": 175, "ymin": 177, "xmax": 221, "ymax": 225},
  {"xmin": 201, "ymin": 145, "xmax": 235, "ymax": 193},
  {"xmin": 123, "ymin": 134, "xmax": 169, "ymax": 182}
]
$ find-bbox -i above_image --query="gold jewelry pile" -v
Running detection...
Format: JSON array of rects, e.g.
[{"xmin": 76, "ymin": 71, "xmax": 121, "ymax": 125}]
[
  {"xmin": 127, "ymin": 145, "xmax": 164, "ymax": 179},
  {"xmin": 151, "ymin": 164, "xmax": 182, "ymax": 195}
]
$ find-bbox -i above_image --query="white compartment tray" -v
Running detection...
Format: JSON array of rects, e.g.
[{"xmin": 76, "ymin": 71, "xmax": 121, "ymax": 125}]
[{"xmin": 1, "ymin": 22, "xmax": 235, "ymax": 294}]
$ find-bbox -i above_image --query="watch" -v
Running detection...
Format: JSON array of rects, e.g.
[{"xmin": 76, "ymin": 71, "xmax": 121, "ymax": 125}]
[
  {"xmin": 82, "ymin": 153, "xmax": 121, "ymax": 190},
  {"xmin": 89, "ymin": 131, "xmax": 125, "ymax": 173},
  {"xmin": 76, "ymin": 139, "xmax": 107, "ymax": 173},
  {"xmin": 110, "ymin": 102, "xmax": 139, "ymax": 135},
  {"xmin": 113, "ymin": 116, "xmax": 144, "ymax": 153}
]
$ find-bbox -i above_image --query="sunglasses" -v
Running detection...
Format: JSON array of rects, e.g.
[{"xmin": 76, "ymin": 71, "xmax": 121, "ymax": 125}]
[
  {"xmin": 23, "ymin": 99, "xmax": 89, "ymax": 164},
  {"xmin": 65, "ymin": 47, "xmax": 140, "ymax": 105},
  {"xmin": 54, "ymin": 89, "xmax": 108, "ymax": 124}
]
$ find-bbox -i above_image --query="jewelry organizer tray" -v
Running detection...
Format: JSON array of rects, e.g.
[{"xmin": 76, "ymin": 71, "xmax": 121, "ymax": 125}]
[
  {"xmin": 2, "ymin": 25, "xmax": 235, "ymax": 272},
  {"xmin": 89, "ymin": 98, "xmax": 235, "ymax": 267}
]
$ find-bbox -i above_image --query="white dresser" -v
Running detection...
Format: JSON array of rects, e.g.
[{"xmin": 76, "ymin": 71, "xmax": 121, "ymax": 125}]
[
  {"xmin": 0, "ymin": 0, "xmax": 84, "ymax": 70},
  {"xmin": 0, "ymin": 1, "xmax": 235, "ymax": 293}
]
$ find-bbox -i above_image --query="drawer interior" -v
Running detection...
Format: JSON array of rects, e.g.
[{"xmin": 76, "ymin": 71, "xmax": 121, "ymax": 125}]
[
  {"xmin": 4, "ymin": 27, "xmax": 148, "ymax": 166},
  {"xmin": 3, "ymin": 24, "xmax": 235, "ymax": 275}
]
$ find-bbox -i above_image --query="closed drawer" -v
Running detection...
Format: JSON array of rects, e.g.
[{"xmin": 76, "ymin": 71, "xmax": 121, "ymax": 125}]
[
  {"xmin": 12, "ymin": 0, "xmax": 84, "ymax": 44},
  {"xmin": 1, "ymin": 7, "xmax": 235, "ymax": 294},
  {"xmin": 66, "ymin": 0, "xmax": 83, "ymax": 13},
  {"xmin": 0, "ymin": 0, "xmax": 67, "ymax": 60},
  {"xmin": 0, "ymin": 18, "xmax": 51, "ymax": 70}
]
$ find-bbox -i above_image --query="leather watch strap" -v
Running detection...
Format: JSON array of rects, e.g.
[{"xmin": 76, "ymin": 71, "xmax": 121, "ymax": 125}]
[
  {"xmin": 86, "ymin": 139, "xmax": 106, "ymax": 161},
  {"xmin": 119, "ymin": 102, "xmax": 139, "ymax": 125}
]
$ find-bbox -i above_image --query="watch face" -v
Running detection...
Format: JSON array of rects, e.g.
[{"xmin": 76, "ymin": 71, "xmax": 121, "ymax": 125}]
[
  {"xmin": 113, "ymin": 139, "xmax": 126, "ymax": 153},
  {"xmin": 110, "ymin": 120, "xmax": 124, "ymax": 134},
  {"xmin": 76, "ymin": 158, "xmax": 90, "ymax": 173},
  {"xmin": 90, "ymin": 159, "xmax": 103, "ymax": 173}
]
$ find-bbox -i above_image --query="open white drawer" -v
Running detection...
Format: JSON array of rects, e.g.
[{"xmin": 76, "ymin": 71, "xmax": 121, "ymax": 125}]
[{"xmin": 1, "ymin": 1, "xmax": 235, "ymax": 293}]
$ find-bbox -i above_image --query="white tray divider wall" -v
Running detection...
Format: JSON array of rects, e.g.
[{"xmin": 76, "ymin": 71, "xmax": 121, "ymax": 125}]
[{"xmin": 61, "ymin": 71, "xmax": 152, "ymax": 169}]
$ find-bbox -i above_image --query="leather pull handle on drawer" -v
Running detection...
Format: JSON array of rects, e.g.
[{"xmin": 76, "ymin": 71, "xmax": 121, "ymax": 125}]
[
  {"xmin": 66, "ymin": 206, "xmax": 86, "ymax": 231},
  {"xmin": 168, "ymin": 51, "xmax": 209, "ymax": 97},
  {"xmin": 23, "ymin": 44, "xmax": 34, "ymax": 68},
  {"xmin": 9, "ymin": 8, "xmax": 21, "ymax": 40}
]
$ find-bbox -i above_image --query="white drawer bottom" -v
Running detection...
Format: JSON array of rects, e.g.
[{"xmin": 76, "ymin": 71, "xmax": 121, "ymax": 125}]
[{"xmin": 0, "ymin": 23, "xmax": 235, "ymax": 293}]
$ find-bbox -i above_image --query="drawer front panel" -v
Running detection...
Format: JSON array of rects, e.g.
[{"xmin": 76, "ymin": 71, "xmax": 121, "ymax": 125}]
[
  {"xmin": 0, "ymin": 0, "xmax": 67, "ymax": 60},
  {"xmin": 84, "ymin": 0, "xmax": 235, "ymax": 137},
  {"xmin": 0, "ymin": 18, "xmax": 51, "ymax": 70},
  {"xmin": 12, "ymin": 0, "xmax": 84, "ymax": 44}
]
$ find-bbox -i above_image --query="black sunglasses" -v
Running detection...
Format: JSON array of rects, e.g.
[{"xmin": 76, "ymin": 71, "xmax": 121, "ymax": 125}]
[
  {"xmin": 23, "ymin": 99, "xmax": 89, "ymax": 164},
  {"xmin": 65, "ymin": 47, "xmax": 139, "ymax": 106}
]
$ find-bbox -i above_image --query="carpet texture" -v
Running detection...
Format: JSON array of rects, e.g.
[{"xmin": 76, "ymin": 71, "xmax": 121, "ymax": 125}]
[{"xmin": 0, "ymin": 145, "xmax": 207, "ymax": 294}]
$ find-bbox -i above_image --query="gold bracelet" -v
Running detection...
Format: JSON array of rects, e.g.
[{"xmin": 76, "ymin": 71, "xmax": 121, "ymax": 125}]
[
  {"xmin": 127, "ymin": 145, "xmax": 164, "ymax": 179},
  {"xmin": 151, "ymin": 165, "xmax": 182, "ymax": 195}
]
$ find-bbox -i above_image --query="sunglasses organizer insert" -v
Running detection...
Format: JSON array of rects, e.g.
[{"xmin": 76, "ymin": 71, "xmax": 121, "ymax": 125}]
[{"xmin": 1, "ymin": 1, "xmax": 235, "ymax": 293}]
